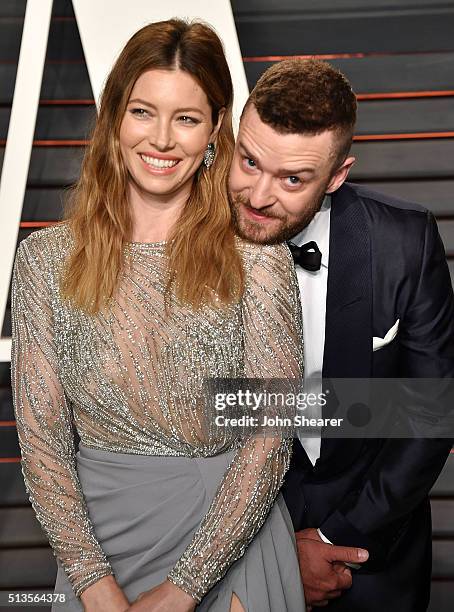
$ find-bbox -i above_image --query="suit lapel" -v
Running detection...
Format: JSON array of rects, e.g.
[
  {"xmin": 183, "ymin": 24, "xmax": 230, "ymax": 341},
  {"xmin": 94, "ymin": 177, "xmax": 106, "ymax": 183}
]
[
  {"xmin": 323, "ymin": 183, "xmax": 372, "ymax": 378},
  {"xmin": 317, "ymin": 183, "xmax": 373, "ymax": 473}
]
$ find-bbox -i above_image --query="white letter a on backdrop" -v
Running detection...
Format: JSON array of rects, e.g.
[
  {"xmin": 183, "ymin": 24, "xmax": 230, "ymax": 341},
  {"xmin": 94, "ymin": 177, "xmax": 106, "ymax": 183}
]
[{"xmin": 0, "ymin": 0, "xmax": 247, "ymax": 362}]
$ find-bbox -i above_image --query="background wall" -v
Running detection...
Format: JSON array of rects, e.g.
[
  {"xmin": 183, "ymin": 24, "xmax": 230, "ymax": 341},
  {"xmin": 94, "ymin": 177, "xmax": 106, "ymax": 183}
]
[{"xmin": 0, "ymin": 0, "xmax": 453, "ymax": 609}]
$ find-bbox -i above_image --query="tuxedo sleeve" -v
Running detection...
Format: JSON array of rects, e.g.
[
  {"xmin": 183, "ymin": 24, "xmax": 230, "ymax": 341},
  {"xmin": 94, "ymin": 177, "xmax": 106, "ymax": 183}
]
[{"xmin": 319, "ymin": 211, "xmax": 454, "ymax": 566}]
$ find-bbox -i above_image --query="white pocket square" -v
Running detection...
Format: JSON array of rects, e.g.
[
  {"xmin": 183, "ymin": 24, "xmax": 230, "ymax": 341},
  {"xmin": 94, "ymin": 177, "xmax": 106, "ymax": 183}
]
[{"xmin": 373, "ymin": 319, "xmax": 400, "ymax": 352}]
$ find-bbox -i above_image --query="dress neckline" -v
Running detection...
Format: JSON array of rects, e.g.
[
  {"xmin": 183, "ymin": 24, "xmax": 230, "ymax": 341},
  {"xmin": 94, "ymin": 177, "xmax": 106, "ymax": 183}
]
[{"xmin": 125, "ymin": 240, "xmax": 167, "ymax": 248}]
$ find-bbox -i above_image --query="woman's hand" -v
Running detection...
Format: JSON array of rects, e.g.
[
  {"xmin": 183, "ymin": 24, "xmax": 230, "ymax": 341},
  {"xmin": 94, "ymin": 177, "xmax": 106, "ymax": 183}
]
[
  {"xmin": 80, "ymin": 574, "xmax": 130, "ymax": 612},
  {"xmin": 127, "ymin": 580, "xmax": 197, "ymax": 612}
]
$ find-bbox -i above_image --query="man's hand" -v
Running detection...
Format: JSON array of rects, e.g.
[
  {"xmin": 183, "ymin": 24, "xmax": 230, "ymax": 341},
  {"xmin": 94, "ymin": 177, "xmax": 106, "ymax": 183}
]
[
  {"xmin": 127, "ymin": 579, "xmax": 196, "ymax": 612},
  {"xmin": 295, "ymin": 528, "xmax": 369, "ymax": 608}
]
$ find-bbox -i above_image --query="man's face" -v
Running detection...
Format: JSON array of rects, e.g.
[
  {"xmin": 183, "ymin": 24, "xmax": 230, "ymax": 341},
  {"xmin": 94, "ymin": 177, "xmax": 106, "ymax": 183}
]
[{"xmin": 229, "ymin": 104, "xmax": 354, "ymax": 244}]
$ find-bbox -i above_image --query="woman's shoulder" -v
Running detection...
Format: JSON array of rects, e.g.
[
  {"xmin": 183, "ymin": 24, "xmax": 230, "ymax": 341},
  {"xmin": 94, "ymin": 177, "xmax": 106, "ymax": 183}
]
[
  {"xmin": 235, "ymin": 237, "xmax": 293, "ymax": 272},
  {"xmin": 15, "ymin": 222, "xmax": 73, "ymax": 272},
  {"xmin": 18, "ymin": 222, "xmax": 72, "ymax": 253}
]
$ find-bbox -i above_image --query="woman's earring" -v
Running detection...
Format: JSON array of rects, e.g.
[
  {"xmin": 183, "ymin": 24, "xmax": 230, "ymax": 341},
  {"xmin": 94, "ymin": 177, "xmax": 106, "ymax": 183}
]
[{"xmin": 203, "ymin": 143, "xmax": 215, "ymax": 168}]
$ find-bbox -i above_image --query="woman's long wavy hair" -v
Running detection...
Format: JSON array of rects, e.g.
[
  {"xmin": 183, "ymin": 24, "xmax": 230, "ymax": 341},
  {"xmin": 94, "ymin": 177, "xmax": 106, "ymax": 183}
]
[{"xmin": 61, "ymin": 18, "xmax": 244, "ymax": 314}]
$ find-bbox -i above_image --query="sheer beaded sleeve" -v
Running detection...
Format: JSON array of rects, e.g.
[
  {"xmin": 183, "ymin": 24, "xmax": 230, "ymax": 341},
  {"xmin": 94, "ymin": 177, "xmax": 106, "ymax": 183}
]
[
  {"xmin": 167, "ymin": 243, "xmax": 304, "ymax": 602},
  {"xmin": 10, "ymin": 238, "xmax": 113, "ymax": 597}
]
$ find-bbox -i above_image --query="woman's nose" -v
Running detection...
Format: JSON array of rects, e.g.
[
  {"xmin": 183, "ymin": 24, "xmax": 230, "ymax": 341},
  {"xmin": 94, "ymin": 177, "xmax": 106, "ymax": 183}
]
[{"xmin": 152, "ymin": 120, "xmax": 174, "ymax": 151}]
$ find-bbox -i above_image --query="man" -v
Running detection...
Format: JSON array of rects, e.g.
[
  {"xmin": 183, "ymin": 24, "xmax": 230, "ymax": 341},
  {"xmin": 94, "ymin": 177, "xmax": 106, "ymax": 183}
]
[{"xmin": 229, "ymin": 59, "xmax": 454, "ymax": 611}]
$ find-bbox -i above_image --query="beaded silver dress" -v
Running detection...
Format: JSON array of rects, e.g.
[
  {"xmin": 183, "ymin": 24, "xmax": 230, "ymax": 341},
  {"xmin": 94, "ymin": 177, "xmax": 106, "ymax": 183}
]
[{"xmin": 10, "ymin": 223, "xmax": 304, "ymax": 604}]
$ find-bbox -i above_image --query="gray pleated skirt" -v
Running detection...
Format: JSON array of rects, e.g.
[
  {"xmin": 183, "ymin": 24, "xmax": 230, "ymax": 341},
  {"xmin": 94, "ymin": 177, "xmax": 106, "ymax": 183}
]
[{"xmin": 52, "ymin": 443, "xmax": 305, "ymax": 611}]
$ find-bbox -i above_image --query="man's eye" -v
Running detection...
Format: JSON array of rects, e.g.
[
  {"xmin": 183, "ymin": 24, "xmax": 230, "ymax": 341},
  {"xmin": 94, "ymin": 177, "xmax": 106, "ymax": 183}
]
[{"xmin": 286, "ymin": 176, "xmax": 301, "ymax": 186}]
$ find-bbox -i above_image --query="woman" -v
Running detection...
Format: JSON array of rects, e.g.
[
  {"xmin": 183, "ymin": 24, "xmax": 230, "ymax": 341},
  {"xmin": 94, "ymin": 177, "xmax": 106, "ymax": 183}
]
[{"xmin": 11, "ymin": 19, "xmax": 305, "ymax": 612}]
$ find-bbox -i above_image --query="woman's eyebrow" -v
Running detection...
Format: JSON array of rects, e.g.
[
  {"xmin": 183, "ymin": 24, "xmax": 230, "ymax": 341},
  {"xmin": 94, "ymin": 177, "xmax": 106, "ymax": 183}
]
[
  {"xmin": 128, "ymin": 98, "xmax": 154, "ymax": 107},
  {"xmin": 128, "ymin": 99, "xmax": 204, "ymax": 113}
]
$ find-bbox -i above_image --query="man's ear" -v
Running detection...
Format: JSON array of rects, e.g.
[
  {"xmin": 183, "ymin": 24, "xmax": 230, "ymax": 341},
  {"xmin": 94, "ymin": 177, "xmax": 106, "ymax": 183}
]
[
  {"xmin": 210, "ymin": 107, "xmax": 226, "ymax": 143},
  {"xmin": 326, "ymin": 156, "xmax": 356, "ymax": 194}
]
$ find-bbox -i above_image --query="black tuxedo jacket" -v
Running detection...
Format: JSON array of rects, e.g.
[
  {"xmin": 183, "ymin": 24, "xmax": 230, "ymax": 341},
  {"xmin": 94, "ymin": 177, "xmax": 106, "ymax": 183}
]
[{"xmin": 282, "ymin": 182, "xmax": 454, "ymax": 611}]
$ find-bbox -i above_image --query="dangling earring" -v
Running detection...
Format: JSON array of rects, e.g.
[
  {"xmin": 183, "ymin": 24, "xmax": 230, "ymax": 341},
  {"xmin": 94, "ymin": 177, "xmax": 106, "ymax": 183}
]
[{"xmin": 203, "ymin": 142, "xmax": 215, "ymax": 168}]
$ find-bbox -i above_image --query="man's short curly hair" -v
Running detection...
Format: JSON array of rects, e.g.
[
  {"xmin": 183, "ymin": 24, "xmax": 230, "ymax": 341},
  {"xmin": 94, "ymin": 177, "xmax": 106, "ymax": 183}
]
[{"xmin": 246, "ymin": 59, "xmax": 357, "ymax": 168}]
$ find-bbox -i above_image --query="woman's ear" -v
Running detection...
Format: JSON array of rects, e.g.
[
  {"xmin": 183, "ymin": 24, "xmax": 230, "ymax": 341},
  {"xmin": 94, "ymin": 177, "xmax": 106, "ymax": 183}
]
[{"xmin": 210, "ymin": 107, "xmax": 226, "ymax": 143}]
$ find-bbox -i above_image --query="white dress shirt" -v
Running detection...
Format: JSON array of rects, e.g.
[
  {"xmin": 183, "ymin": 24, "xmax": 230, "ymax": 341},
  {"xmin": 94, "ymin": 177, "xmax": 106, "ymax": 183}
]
[
  {"xmin": 290, "ymin": 195, "xmax": 331, "ymax": 465},
  {"xmin": 290, "ymin": 196, "xmax": 363, "ymax": 559}
]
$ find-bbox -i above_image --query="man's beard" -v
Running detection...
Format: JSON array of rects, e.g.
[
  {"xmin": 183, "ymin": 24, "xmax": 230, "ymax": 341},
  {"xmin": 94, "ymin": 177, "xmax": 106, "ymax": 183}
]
[{"xmin": 230, "ymin": 190, "xmax": 327, "ymax": 245}]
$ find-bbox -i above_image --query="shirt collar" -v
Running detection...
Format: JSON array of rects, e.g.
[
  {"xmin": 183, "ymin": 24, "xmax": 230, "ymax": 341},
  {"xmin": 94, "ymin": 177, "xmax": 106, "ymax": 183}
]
[{"xmin": 289, "ymin": 194, "xmax": 331, "ymax": 268}]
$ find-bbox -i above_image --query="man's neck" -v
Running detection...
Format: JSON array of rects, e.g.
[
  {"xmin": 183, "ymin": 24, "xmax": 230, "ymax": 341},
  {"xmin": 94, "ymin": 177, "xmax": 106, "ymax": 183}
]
[{"xmin": 289, "ymin": 194, "xmax": 331, "ymax": 266}]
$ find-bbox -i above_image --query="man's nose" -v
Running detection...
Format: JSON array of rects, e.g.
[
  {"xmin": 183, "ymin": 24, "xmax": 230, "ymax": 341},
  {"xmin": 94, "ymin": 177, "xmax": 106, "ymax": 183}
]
[
  {"xmin": 249, "ymin": 175, "xmax": 276, "ymax": 209},
  {"xmin": 152, "ymin": 120, "xmax": 174, "ymax": 151}
]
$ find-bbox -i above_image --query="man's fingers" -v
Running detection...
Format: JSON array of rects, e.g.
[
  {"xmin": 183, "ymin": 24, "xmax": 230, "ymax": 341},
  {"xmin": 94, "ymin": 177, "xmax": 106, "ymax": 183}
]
[
  {"xmin": 327, "ymin": 544, "xmax": 369, "ymax": 564},
  {"xmin": 296, "ymin": 531, "xmax": 318, "ymax": 541},
  {"xmin": 335, "ymin": 570, "xmax": 353, "ymax": 590},
  {"xmin": 332, "ymin": 561, "xmax": 351, "ymax": 575},
  {"xmin": 318, "ymin": 570, "xmax": 351, "ymax": 594}
]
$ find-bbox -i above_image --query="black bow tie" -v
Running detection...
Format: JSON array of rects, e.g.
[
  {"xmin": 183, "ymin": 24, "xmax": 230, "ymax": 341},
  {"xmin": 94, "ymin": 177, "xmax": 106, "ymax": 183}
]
[{"xmin": 287, "ymin": 241, "xmax": 322, "ymax": 271}]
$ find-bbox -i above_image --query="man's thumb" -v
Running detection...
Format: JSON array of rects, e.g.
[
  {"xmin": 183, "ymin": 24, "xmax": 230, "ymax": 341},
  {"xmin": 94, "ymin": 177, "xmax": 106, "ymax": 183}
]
[{"xmin": 328, "ymin": 545, "xmax": 369, "ymax": 563}]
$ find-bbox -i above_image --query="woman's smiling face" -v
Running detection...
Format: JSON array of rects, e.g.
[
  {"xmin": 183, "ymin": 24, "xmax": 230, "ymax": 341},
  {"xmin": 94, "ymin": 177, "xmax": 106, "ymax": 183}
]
[{"xmin": 119, "ymin": 68, "xmax": 217, "ymax": 203}]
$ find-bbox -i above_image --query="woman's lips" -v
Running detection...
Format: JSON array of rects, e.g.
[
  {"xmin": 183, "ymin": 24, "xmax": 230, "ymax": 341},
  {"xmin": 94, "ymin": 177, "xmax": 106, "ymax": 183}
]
[{"xmin": 139, "ymin": 153, "xmax": 181, "ymax": 175}]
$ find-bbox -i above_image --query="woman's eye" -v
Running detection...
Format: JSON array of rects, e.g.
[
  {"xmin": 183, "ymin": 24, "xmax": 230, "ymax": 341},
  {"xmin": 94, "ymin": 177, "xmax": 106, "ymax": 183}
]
[
  {"xmin": 178, "ymin": 116, "xmax": 199, "ymax": 124},
  {"xmin": 244, "ymin": 158, "xmax": 256, "ymax": 169},
  {"xmin": 130, "ymin": 108, "xmax": 149, "ymax": 117}
]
